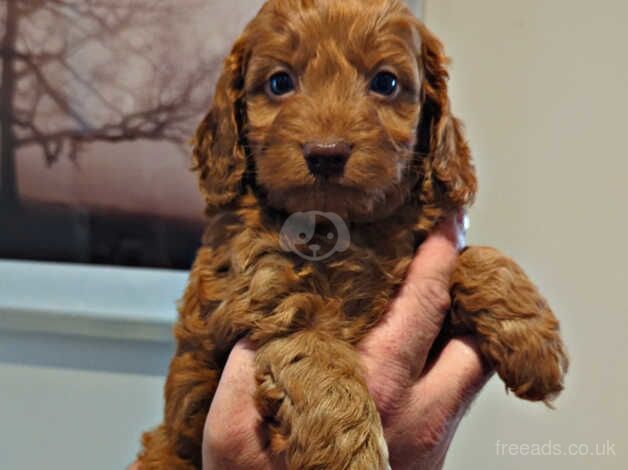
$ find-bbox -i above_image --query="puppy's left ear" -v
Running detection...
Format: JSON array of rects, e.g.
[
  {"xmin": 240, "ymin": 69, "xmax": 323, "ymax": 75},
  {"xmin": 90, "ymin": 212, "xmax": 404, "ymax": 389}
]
[
  {"xmin": 192, "ymin": 36, "xmax": 249, "ymax": 209},
  {"xmin": 415, "ymin": 22, "xmax": 477, "ymax": 209}
]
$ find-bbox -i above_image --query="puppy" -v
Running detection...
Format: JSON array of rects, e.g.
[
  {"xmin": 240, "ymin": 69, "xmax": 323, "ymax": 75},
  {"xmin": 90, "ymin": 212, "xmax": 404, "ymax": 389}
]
[{"xmin": 137, "ymin": 0, "xmax": 568, "ymax": 468}]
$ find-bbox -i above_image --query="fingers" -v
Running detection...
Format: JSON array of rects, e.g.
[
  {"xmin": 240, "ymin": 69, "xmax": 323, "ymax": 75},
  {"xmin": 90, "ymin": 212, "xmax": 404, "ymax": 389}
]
[
  {"xmin": 384, "ymin": 337, "xmax": 491, "ymax": 466},
  {"xmin": 203, "ymin": 340, "xmax": 274, "ymax": 470},
  {"xmin": 359, "ymin": 213, "xmax": 465, "ymax": 413}
]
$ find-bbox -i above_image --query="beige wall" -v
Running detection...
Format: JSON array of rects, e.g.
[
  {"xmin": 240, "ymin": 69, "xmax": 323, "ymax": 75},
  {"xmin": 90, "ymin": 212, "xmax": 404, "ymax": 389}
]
[{"xmin": 424, "ymin": 0, "xmax": 628, "ymax": 468}]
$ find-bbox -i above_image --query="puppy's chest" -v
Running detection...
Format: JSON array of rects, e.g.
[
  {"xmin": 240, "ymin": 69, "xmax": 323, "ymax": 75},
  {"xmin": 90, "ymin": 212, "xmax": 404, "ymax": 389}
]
[
  {"xmin": 242, "ymin": 220, "xmax": 419, "ymax": 337},
  {"xmin": 201, "ymin": 209, "xmax": 424, "ymax": 341},
  {"xmin": 307, "ymin": 226, "xmax": 416, "ymax": 300}
]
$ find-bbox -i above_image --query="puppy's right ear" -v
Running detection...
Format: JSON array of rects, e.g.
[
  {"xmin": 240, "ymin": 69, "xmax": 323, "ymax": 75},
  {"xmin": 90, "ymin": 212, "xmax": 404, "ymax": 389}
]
[
  {"xmin": 415, "ymin": 22, "xmax": 477, "ymax": 210},
  {"xmin": 193, "ymin": 37, "xmax": 249, "ymax": 209}
]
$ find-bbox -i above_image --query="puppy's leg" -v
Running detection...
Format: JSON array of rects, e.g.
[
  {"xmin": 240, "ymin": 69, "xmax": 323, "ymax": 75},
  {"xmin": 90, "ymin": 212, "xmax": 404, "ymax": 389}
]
[
  {"xmin": 255, "ymin": 331, "xmax": 390, "ymax": 470},
  {"xmin": 137, "ymin": 425, "xmax": 197, "ymax": 470},
  {"xmin": 449, "ymin": 246, "xmax": 569, "ymax": 403},
  {"xmin": 137, "ymin": 350, "xmax": 220, "ymax": 470}
]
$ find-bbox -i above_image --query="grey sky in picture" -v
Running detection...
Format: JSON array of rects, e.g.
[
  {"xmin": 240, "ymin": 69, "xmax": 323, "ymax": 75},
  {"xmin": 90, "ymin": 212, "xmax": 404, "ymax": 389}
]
[{"xmin": 0, "ymin": 0, "xmax": 265, "ymax": 213}]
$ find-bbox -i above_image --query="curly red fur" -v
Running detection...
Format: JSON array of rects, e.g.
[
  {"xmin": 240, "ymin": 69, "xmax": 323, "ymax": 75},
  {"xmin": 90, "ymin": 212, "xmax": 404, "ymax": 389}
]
[
  {"xmin": 450, "ymin": 247, "xmax": 568, "ymax": 403},
  {"xmin": 137, "ymin": 1, "xmax": 568, "ymax": 468}
]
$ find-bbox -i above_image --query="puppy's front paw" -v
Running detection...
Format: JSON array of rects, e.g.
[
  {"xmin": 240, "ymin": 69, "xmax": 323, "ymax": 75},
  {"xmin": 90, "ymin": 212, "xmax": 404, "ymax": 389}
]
[
  {"xmin": 254, "ymin": 333, "xmax": 390, "ymax": 470},
  {"xmin": 450, "ymin": 246, "xmax": 569, "ymax": 404},
  {"xmin": 255, "ymin": 360, "xmax": 292, "ymax": 455},
  {"xmin": 475, "ymin": 309, "xmax": 568, "ymax": 402}
]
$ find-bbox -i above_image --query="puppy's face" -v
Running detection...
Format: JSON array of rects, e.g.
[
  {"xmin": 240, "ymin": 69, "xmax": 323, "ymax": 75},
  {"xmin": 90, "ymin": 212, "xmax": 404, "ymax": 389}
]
[
  {"xmin": 245, "ymin": 0, "xmax": 421, "ymax": 219},
  {"xmin": 194, "ymin": 0, "xmax": 476, "ymax": 222}
]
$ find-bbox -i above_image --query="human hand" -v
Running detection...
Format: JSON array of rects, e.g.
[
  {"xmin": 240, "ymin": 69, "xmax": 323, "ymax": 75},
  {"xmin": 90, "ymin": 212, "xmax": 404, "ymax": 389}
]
[
  {"xmin": 357, "ymin": 212, "xmax": 492, "ymax": 469},
  {"xmin": 202, "ymin": 212, "xmax": 491, "ymax": 470}
]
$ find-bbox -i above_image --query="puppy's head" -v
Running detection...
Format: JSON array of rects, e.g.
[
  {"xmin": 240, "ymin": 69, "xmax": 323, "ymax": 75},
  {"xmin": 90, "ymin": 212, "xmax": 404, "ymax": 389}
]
[{"xmin": 194, "ymin": 0, "xmax": 476, "ymax": 221}]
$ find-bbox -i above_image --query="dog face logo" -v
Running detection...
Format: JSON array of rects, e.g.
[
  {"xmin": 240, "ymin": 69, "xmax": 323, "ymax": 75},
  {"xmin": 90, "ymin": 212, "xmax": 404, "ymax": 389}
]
[{"xmin": 279, "ymin": 211, "xmax": 350, "ymax": 261}]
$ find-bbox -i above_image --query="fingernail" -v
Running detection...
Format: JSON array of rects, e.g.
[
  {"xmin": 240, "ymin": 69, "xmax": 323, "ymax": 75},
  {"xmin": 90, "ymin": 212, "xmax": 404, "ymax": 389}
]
[
  {"xmin": 459, "ymin": 210, "xmax": 470, "ymax": 233},
  {"xmin": 455, "ymin": 210, "xmax": 468, "ymax": 250}
]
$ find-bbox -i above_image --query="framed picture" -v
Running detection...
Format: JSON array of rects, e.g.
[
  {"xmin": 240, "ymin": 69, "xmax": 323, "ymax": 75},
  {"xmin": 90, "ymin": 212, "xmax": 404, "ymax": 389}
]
[{"xmin": 0, "ymin": 0, "xmax": 268, "ymax": 270}]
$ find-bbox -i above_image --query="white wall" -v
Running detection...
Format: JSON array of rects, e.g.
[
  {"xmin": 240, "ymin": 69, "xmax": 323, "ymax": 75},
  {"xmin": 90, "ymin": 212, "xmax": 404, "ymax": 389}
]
[
  {"xmin": 0, "ymin": 261, "xmax": 180, "ymax": 469},
  {"xmin": 423, "ymin": 0, "xmax": 628, "ymax": 468},
  {"xmin": 0, "ymin": 328, "xmax": 173, "ymax": 469},
  {"xmin": 0, "ymin": 362, "xmax": 165, "ymax": 470}
]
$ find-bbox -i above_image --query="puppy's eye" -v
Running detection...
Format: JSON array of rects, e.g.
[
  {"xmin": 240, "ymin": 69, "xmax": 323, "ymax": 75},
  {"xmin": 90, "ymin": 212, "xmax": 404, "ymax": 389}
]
[
  {"xmin": 266, "ymin": 72, "xmax": 295, "ymax": 97},
  {"xmin": 370, "ymin": 71, "xmax": 399, "ymax": 97}
]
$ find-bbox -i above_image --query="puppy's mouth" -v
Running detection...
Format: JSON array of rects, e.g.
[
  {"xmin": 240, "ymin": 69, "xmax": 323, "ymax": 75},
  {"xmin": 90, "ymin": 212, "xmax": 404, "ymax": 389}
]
[{"xmin": 264, "ymin": 182, "xmax": 389, "ymax": 220}]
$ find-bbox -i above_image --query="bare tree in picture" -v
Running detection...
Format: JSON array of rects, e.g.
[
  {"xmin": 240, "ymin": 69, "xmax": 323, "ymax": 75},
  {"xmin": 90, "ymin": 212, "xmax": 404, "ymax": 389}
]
[{"xmin": 0, "ymin": 0, "xmax": 219, "ymax": 209}]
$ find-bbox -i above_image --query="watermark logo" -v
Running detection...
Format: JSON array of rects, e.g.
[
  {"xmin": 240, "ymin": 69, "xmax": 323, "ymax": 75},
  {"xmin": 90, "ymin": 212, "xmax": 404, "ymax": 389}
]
[
  {"xmin": 279, "ymin": 211, "xmax": 350, "ymax": 261},
  {"xmin": 495, "ymin": 440, "xmax": 617, "ymax": 457}
]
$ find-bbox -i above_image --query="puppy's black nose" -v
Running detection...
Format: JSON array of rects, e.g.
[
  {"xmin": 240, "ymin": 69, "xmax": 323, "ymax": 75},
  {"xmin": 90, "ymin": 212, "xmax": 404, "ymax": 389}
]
[{"xmin": 303, "ymin": 141, "xmax": 351, "ymax": 178}]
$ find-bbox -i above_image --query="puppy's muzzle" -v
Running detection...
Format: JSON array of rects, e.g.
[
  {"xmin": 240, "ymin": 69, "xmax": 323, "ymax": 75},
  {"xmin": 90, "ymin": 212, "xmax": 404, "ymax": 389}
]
[{"xmin": 303, "ymin": 141, "xmax": 352, "ymax": 179}]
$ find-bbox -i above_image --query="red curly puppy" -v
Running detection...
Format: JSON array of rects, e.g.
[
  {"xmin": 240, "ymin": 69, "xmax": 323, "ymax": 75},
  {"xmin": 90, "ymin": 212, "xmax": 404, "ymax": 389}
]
[{"xmin": 137, "ymin": 0, "xmax": 568, "ymax": 468}]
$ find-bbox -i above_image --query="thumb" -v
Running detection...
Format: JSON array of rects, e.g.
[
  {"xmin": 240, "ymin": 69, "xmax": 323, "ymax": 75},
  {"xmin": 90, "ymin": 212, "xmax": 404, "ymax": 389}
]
[{"xmin": 359, "ymin": 212, "xmax": 465, "ymax": 412}]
